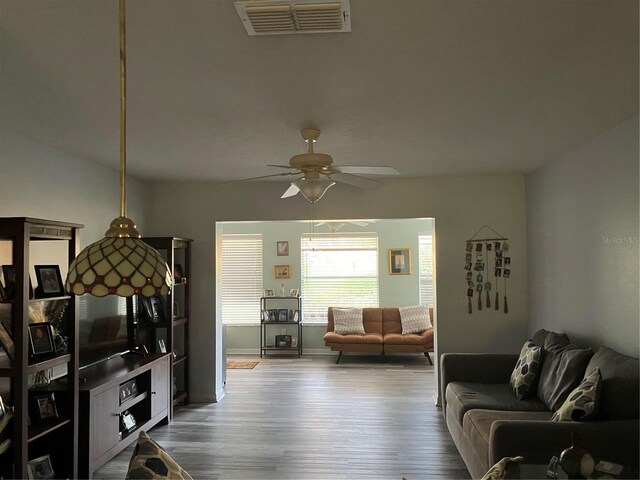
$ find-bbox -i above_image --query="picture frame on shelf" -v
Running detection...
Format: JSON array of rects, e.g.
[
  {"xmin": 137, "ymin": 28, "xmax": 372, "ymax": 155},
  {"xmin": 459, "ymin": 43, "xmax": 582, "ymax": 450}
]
[
  {"xmin": 388, "ymin": 248, "xmax": 412, "ymax": 275},
  {"xmin": 119, "ymin": 379, "xmax": 139, "ymax": 404},
  {"xmin": 277, "ymin": 309, "xmax": 288, "ymax": 322},
  {"xmin": 276, "ymin": 241, "xmax": 289, "ymax": 256},
  {"xmin": 120, "ymin": 410, "xmax": 137, "ymax": 433},
  {"xmin": 291, "ymin": 337, "xmax": 298, "ymax": 348},
  {"xmin": 1, "ymin": 265, "xmax": 16, "ymax": 300},
  {"xmin": 292, "ymin": 310, "xmax": 300, "ymax": 323},
  {"xmin": 158, "ymin": 339, "xmax": 167, "ymax": 354},
  {"xmin": 173, "ymin": 264, "xmax": 185, "ymax": 283},
  {"xmin": 33, "ymin": 392, "xmax": 58, "ymax": 422},
  {"xmin": 142, "ymin": 296, "xmax": 165, "ymax": 323},
  {"xmin": 27, "ymin": 323, "xmax": 55, "ymax": 357},
  {"xmin": 264, "ymin": 289, "xmax": 275, "ymax": 297},
  {"xmin": 173, "ymin": 301, "xmax": 180, "ymax": 318},
  {"xmin": 268, "ymin": 310, "xmax": 277, "ymax": 322},
  {"xmin": 289, "ymin": 288, "xmax": 299, "ymax": 297},
  {"xmin": 27, "ymin": 454, "xmax": 55, "ymax": 480},
  {"xmin": 262, "ymin": 310, "xmax": 270, "ymax": 322},
  {"xmin": 274, "ymin": 265, "xmax": 290, "ymax": 279},
  {"xmin": 275, "ymin": 334, "xmax": 292, "ymax": 347},
  {"xmin": 34, "ymin": 265, "xmax": 65, "ymax": 298}
]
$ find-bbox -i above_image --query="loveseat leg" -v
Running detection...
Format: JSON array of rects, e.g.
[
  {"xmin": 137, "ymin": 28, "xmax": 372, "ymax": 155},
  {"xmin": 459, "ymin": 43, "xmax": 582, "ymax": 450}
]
[
  {"xmin": 336, "ymin": 351, "xmax": 343, "ymax": 364},
  {"xmin": 424, "ymin": 352, "xmax": 433, "ymax": 365}
]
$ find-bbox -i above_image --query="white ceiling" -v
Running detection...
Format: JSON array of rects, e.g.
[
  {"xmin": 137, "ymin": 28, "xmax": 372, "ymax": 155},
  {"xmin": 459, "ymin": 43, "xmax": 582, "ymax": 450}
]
[{"xmin": 1, "ymin": 0, "xmax": 637, "ymax": 182}]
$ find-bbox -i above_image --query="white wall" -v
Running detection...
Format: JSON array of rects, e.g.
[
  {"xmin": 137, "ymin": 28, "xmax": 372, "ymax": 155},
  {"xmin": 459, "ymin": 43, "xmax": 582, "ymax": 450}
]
[
  {"xmin": 526, "ymin": 115, "xmax": 639, "ymax": 356},
  {"xmin": 149, "ymin": 175, "xmax": 528, "ymax": 402},
  {"xmin": 0, "ymin": 129, "xmax": 153, "ymax": 245}
]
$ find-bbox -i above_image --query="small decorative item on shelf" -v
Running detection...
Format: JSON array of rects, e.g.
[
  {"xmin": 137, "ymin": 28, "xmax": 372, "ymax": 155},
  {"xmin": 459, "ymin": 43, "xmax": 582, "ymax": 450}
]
[
  {"xmin": 264, "ymin": 289, "xmax": 275, "ymax": 297},
  {"xmin": 291, "ymin": 337, "xmax": 298, "ymax": 348},
  {"xmin": 173, "ymin": 264, "xmax": 185, "ymax": 284},
  {"xmin": 0, "ymin": 265, "xmax": 16, "ymax": 300},
  {"xmin": 34, "ymin": 265, "xmax": 65, "ymax": 299},
  {"xmin": 173, "ymin": 301, "xmax": 180, "ymax": 317},
  {"xmin": 277, "ymin": 309, "xmax": 288, "ymax": 322},
  {"xmin": 33, "ymin": 369, "xmax": 51, "ymax": 388},
  {"xmin": 119, "ymin": 379, "xmax": 139, "ymax": 405},
  {"xmin": 0, "ymin": 321, "xmax": 14, "ymax": 360},
  {"xmin": 280, "ymin": 283, "xmax": 285, "ymax": 297},
  {"xmin": 289, "ymin": 288, "xmax": 299, "ymax": 297},
  {"xmin": 27, "ymin": 323, "xmax": 55, "ymax": 358},
  {"xmin": 141, "ymin": 296, "xmax": 165, "ymax": 324},
  {"xmin": 292, "ymin": 310, "xmax": 300, "ymax": 323},
  {"xmin": 32, "ymin": 392, "xmax": 58, "ymax": 422},
  {"xmin": 120, "ymin": 410, "xmax": 137, "ymax": 433},
  {"xmin": 158, "ymin": 339, "xmax": 167, "ymax": 354},
  {"xmin": 27, "ymin": 454, "xmax": 55, "ymax": 480},
  {"xmin": 275, "ymin": 335, "xmax": 292, "ymax": 347}
]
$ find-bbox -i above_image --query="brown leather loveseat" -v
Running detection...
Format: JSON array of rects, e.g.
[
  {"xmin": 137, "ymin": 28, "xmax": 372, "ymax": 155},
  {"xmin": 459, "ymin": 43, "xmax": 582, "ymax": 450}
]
[{"xmin": 324, "ymin": 307, "xmax": 434, "ymax": 364}]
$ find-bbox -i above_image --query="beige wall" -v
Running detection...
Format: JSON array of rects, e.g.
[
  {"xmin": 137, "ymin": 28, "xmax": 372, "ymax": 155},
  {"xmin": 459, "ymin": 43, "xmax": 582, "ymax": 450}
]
[
  {"xmin": 527, "ymin": 115, "xmax": 639, "ymax": 356},
  {"xmin": 149, "ymin": 175, "xmax": 528, "ymax": 402}
]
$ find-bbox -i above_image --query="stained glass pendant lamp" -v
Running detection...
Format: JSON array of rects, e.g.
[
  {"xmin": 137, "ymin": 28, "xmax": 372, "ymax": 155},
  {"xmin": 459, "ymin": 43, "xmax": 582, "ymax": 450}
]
[{"xmin": 65, "ymin": 0, "xmax": 172, "ymax": 298}]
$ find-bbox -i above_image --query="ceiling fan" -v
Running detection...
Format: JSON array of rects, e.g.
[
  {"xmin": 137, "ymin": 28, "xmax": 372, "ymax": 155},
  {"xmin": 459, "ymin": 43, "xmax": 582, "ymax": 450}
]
[
  {"xmin": 315, "ymin": 219, "xmax": 377, "ymax": 232},
  {"xmin": 229, "ymin": 128, "xmax": 400, "ymax": 202}
]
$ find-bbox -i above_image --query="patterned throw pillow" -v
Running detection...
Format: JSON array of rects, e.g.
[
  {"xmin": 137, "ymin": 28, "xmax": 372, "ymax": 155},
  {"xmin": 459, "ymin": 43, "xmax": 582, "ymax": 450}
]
[
  {"xmin": 127, "ymin": 431, "xmax": 192, "ymax": 480},
  {"xmin": 510, "ymin": 340, "xmax": 543, "ymax": 400},
  {"xmin": 399, "ymin": 305, "xmax": 431, "ymax": 334},
  {"xmin": 332, "ymin": 308, "xmax": 365, "ymax": 334},
  {"xmin": 551, "ymin": 367, "xmax": 602, "ymax": 421}
]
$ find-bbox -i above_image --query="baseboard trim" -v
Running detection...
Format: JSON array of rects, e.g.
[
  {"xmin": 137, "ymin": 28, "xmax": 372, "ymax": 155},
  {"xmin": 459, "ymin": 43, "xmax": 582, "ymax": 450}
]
[{"xmin": 226, "ymin": 348, "xmax": 333, "ymax": 355}]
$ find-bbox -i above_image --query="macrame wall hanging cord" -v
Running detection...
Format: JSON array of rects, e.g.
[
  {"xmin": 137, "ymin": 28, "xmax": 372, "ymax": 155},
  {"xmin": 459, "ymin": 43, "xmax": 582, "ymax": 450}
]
[{"xmin": 464, "ymin": 225, "xmax": 511, "ymax": 314}]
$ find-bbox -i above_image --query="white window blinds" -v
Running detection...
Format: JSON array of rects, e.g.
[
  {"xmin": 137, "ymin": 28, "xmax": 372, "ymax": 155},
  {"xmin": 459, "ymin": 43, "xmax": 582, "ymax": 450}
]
[
  {"xmin": 301, "ymin": 233, "xmax": 379, "ymax": 323},
  {"xmin": 221, "ymin": 234, "xmax": 263, "ymax": 325},
  {"xmin": 418, "ymin": 234, "xmax": 435, "ymax": 308}
]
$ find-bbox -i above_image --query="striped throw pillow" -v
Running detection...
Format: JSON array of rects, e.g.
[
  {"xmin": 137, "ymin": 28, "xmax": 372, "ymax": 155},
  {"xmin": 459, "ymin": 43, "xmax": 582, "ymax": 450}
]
[
  {"xmin": 399, "ymin": 305, "xmax": 431, "ymax": 334},
  {"xmin": 333, "ymin": 308, "xmax": 365, "ymax": 334}
]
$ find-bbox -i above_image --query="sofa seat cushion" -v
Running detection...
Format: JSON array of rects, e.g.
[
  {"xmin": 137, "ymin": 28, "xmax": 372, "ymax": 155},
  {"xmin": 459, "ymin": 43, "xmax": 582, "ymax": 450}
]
[
  {"xmin": 463, "ymin": 409, "xmax": 552, "ymax": 469},
  {"xmin": 446, "ymin": 382, "xmax": 549, "ymax": 427},
  {"xmin": 323, "ymin": 331, "xmax": 383, "ymax": 344},
  {"xmin": 383, "ymin": 331, "xmax": 431, "ymax": 346}
]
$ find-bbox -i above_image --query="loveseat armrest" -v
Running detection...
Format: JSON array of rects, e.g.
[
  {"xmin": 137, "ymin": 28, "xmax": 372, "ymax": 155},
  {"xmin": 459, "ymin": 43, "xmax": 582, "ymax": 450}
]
[
  {"xmin": 490, "ymin": 419, "xmax": 640, "ymax": 470},
  {"xmin": 440, "ymin": 353, "xmax": 518, "ymax": 415}
]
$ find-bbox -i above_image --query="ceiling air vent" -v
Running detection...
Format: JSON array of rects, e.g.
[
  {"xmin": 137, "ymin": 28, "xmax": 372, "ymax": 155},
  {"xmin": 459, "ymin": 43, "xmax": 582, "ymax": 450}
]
[{"xmin": 234, "ymin": 0, "xmax": 351, "ymax": 36}]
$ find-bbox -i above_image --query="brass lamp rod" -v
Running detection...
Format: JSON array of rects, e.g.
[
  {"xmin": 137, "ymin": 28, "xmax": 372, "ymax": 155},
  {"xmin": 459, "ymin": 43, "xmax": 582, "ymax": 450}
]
[{"xmin": 119, "ymin": 0, "xmax": 127, "ymax": 218}]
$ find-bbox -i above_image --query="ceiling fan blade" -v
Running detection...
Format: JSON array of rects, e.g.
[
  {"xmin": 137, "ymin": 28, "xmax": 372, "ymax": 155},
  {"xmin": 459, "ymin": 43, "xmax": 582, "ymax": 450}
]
[
  {"xmin": 220, "ymin": 172, "xmax": 298, "ymax": 185},
  {"xmin": 333, "ymin": 165, "xmax": 400, "ymax": 176},
  {"xmin": 329, "ymin": 172, "xmax": 383, "ymax": 189},
  {"xmin": 281, "ymin": 183, "xmax": 300, "ymax": 198},
  {"xmin": 267, "ymin": 164, "xmax": 297, "ymax": 170}
]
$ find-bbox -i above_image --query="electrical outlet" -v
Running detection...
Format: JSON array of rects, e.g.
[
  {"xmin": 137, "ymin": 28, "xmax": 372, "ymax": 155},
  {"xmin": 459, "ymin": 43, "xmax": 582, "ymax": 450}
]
[{"xmin": 281, "ymin": 328, "xmax": 287, "ymax": 334}]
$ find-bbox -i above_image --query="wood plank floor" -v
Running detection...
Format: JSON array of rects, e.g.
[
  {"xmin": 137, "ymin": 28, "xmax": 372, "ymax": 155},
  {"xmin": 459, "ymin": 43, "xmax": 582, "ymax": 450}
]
[{"xmin": 94, "ymin": 354, "xmax": 469, "ymax": 480}]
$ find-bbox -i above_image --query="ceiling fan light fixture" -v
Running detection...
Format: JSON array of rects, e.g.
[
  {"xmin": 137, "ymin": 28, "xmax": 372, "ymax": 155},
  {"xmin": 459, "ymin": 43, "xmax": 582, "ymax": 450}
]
[{"xmin": 293, "ymin": 178, "xmax": 335, "ymax": 203}]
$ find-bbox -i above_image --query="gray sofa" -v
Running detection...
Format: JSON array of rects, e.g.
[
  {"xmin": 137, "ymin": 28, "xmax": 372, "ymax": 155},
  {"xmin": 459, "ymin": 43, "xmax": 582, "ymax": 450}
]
[{"xmin": 441, "ymin": 330, "xmax": 639, "ymax": 479}]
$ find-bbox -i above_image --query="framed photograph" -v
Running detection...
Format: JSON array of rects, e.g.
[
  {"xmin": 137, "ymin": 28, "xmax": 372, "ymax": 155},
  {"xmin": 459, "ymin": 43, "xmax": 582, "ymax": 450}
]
[
  {"xmin": 388, "ymin": 248, "xmax": 411, "ymax": 275},
  {"xmin": 262, "ymin": 310, "xmax": 271, "ymax": 322},
  {"xmin": 276, "ymin": 241, "xmax": 289, "ymax": 256},
  {"xmin": 28, "ymin": 323, "xmax": 55, "ymax": 356},
  {"xmin": 33, "ymin": 392, "xmax": 58, "ymax": 422},
  {"xmin": 275, "ymin": 334, "xmax": 292, "ymax": 347},
  {"xmin": 173, "ymin": 301, "xmax": 180, "ymax": 318},
  {"xmin": 274, "ymin": 265, "xmax": 290, "ymax": 279},
  {"xmin": 289, "ymin": 288, "xmax": 299, "ymax": 297},
  {"xmin": 1, "ymin": 265, "xmax": 16, "ymax": 299},
  {"xmin": 119, "ymin": 379, "xmax": 139, "ymax": 404},
  {"xmin": 0, "ymin": 321, "xmax": 14, "ymax": 360},
  {"xmin": 277, "ymin": 309, "xmax": 288, "ymax": 322},
  {"xmin": 158, "ymin": 339, "xmax": 167, "ymax": 354},
  {"xmin": 141, "ymin": 296, "xmax": 165, "ymax": 323},
  {"xmin": 291, "ymin": 337, "xmax": 298, "ymax": 348},
  {"xmin": 268, "ymin": 310, "xmax": 277, "ymax": 322},
  {"xmin": 34, "ymin": 265, "xmax": 64, "ymax": 298},
  {"xmin": 27, "ymin": 454, "xmax": 55, "ymax": 480},
  {"xmin": 292, "ymin": 310, "xmax": 300, "ymax": 323},
  {"xmin": 264, "ymin": 289, "xmax": 275, "ymax": 297},
  {"xmin": 120, "ymin": 410, "xmax": 137, "ymax": 432}
]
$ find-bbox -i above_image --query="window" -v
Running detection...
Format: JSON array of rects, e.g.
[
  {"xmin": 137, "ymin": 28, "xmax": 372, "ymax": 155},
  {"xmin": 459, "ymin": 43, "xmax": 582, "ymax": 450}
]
[
  {"xmin": 221, "ymin": 234, "xmax": 263, "ymax": 324},
  {"xmin": 301, "ymin": 233, "xmax": 378, "ymax": 322},
  {"xmin": 418, "ymin": 234, "xmax": 435, "ymax": 308}
]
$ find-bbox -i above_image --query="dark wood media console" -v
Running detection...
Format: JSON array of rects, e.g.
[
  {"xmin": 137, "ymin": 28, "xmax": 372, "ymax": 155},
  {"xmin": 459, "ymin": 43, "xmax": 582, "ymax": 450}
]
[{"xmin": 78, "ymin": 353, "xmax": 171, "ymax": 478}]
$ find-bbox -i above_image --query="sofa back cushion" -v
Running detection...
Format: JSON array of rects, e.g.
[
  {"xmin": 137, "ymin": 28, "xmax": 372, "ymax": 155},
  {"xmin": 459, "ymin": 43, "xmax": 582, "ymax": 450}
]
[
  {"xmin": 537, "ymin": 332, "xmax": 593, "ymax": 411},
  {"xmin": 531, "ymin": 328, "xmax": 569, "ymax": 348},
  {"xmin": 585, "ymin": 346, "xmax": 639, "ymax": 420},
  {"xmin": 327, "ymin": 307, "xmax": 383, "ymax": 335}
]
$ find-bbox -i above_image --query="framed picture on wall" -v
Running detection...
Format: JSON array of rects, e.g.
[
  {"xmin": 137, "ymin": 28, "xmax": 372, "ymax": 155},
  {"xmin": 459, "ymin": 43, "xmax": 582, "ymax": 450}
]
[
  {"xmin": 388, "ymin": 248, "xmax": 412, "ymax": 275},
  {"xmin": 274, "ymin": 265, "xmax": 290, "ymax": 279},
  {"xmin": 276, "ymin": 241, "xmax": 289, "ymax": 256}
]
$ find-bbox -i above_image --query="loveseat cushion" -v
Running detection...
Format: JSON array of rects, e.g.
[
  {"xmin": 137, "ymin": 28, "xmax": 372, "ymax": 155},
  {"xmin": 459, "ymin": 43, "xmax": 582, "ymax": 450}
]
[
  {"xmin": 585, "ymin": 346, "xmax": 639, "ymax": 420},
  {"xmin": 510, "ymin": 341, "xmax": 543, "ymax": 400},
  {"xmin": 383, "ymin": 330, "xmax": 432, "ymax": 346},
  {"xmin": 537, "ymin": 332, "xmax": 593, "ymax": 411},
  {"xmin": 446, "ymin": 382, "xmax": 548, "ymax": 427},
  {"xmin": 323, "ymin": 331, "xmax": 383, "ymax": 344},
  {"xmin": 463, "ymin": 409, "xmax": 551, "ymax": 471}
]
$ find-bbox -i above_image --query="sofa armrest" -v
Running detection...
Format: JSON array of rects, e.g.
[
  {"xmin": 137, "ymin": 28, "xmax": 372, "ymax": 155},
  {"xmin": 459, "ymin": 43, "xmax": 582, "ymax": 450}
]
[
  {"xmin": 490, "ymin": 419, "xmax": 640, "ymax": 469},
  {"xmin": 440, "ymin": 353, "xmax": 518, "ymax": 416}
]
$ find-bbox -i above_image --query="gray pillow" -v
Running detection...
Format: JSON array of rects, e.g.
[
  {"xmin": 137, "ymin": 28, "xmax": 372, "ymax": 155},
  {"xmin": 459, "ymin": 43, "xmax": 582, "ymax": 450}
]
[
  {"xmin": 537, "ymin": 333, "xmax": 593, "ymax": 411},
  {"xmin": 531, "ymin": 329, "xmax": 569, "ymax": 348},
  {"xmin": 585, "ymin": 346, "xmax": 639, "ymax": 420}
]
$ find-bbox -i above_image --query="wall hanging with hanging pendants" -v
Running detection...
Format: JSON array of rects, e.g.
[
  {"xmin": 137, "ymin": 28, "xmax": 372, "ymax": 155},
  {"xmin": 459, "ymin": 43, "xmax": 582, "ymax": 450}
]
[{"xmin": 465, "ymin": 225, "xmax": 510, "ymax": 314}]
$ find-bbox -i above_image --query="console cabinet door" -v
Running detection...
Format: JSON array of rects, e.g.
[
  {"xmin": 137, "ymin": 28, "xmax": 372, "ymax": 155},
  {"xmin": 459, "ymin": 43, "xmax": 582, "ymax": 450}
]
[
  {"xmin": 151, "ymin": 358, "xmax": 170, "ymax": 418},
  {"xmin": 91, "ymin": 386, "xmax": 120, "ymax": 460}
]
